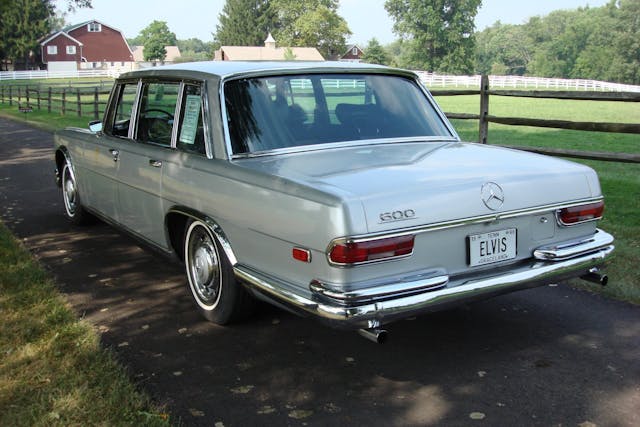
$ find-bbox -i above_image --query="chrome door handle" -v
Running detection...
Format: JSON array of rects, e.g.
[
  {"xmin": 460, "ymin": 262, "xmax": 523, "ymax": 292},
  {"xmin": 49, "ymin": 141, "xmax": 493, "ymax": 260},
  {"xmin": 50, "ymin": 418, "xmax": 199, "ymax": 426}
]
[
  {"xmin": 149, "ymin": 159, "xmax": 162, "ymax": 168},
  {"xmin": 109, "ymin": 148, "xmax": 119, "ymax": 162}
]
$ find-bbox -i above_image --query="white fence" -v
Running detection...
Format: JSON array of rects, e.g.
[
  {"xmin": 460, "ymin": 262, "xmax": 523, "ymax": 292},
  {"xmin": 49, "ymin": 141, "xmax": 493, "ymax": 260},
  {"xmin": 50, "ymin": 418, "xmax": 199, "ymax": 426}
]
[
  {"xmin": 2, "ymin": 67, "xmax": 640, "ymax": 93},
  {"xmin": 416, "ymin": 71, "xmax": 640, "ymax": 93},
  {"xmin": 0, "ymin": 69, "xmax": 120, "ymax": 81}
]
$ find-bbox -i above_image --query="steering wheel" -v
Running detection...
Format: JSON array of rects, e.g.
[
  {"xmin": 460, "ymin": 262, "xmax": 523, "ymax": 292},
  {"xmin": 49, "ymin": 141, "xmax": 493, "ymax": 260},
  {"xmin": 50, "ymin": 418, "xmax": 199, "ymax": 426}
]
[
  {"xmin": 141, "ymin": 108, "xmax": 174, "ymax": 120},
  {"xmin": 140, "ymin": 109, "xmax": 174, "ymax": 143}
]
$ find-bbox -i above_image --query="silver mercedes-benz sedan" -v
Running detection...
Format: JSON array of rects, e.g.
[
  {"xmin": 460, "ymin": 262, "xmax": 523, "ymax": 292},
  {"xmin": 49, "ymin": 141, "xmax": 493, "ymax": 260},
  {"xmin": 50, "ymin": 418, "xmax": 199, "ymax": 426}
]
[{"xmin": 54, "ymin": 62, "xmax": 613, "ymax": 341}]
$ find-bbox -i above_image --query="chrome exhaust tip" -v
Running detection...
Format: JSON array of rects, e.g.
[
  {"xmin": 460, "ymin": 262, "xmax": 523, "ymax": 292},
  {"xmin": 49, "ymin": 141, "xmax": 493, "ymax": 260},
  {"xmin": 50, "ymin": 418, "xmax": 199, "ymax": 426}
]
[
  {"xmin": 358, "ymin": 328, "xmax": 388, "ymax": 344},
  {"xmin": 581, "ymin": 268, "xmax": 608, "ymax": 286}
]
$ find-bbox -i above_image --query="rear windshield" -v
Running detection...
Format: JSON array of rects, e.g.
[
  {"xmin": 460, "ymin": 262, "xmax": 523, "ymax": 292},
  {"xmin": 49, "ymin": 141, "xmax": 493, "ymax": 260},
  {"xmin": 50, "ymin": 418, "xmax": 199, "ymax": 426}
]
[{"xmin": 223, "ymin": 73, "xmax": 452, "ymax": 155}]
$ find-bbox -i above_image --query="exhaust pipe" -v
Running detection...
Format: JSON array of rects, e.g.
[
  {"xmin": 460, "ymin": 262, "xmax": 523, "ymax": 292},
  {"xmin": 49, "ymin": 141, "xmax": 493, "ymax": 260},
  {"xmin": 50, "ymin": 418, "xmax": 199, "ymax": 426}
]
[
  {"xmin": 358, "ymin": 328, "xmax": 388, "ymax": 344},
  {"xmin": 581, "ymin": 268, "xmax": 608, "ymax": 286}
]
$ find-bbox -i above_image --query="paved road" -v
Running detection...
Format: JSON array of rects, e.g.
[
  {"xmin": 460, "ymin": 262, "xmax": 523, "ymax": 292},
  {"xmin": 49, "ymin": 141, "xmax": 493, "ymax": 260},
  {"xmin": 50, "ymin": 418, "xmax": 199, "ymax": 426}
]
[{"xmin": 1, "ymin": 116, "xmax": 638, "ymax": 426}]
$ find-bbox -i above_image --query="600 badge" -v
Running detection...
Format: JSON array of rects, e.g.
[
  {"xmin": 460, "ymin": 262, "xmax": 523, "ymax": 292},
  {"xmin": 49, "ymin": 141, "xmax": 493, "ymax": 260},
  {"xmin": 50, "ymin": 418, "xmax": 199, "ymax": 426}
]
[{"xmin": 379, "ymin": 209, "xmax": 416, "ymax": 223}]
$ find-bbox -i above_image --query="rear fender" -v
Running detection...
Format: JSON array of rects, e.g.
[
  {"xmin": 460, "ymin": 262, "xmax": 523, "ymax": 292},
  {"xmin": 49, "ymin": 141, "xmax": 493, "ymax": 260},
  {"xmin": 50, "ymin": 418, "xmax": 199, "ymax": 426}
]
[{"xmin": 165, "ymin": 206, "xmax": 238, "ymax": 266}]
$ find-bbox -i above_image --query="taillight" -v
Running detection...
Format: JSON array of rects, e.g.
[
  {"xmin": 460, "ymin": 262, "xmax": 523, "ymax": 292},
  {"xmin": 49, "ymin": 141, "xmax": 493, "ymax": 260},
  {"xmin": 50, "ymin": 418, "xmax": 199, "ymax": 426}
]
[
  {"xmin": 557, "ymin": 201, "xmax": 604, "ymax": 225},
  {"xmin": 329, "ymin": 235, "xmax": 415, "ymax": 265}
]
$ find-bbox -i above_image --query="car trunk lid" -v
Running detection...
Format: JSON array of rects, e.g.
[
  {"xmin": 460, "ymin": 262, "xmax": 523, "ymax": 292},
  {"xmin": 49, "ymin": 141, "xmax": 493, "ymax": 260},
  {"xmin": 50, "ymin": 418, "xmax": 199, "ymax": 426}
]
[{"xmin": 235, "ymin": 141, "xmax": 597, "ymax": 234}]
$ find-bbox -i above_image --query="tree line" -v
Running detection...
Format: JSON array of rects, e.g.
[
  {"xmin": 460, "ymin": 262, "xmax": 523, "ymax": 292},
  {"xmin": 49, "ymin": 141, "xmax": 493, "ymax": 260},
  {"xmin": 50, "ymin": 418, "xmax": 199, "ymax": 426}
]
[
  {"xmin": 475, "ymin": 0, "xmax": 639, "ymax": 85},
  {"xmin": 212, "ymin": 0, "xmax": 639, "ymax": 85}
]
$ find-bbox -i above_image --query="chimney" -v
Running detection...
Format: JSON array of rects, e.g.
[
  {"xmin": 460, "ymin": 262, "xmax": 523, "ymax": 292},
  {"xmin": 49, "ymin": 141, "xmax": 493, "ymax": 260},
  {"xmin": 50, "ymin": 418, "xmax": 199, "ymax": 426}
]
[{"xmin": 264, "ymin": 33, "xmax": 276, "ymax": 49}]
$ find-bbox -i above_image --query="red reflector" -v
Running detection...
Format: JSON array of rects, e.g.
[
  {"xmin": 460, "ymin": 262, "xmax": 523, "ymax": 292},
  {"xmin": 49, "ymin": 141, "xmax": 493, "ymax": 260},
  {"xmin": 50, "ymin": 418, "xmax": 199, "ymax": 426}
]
[
  {"xmin": 558, "ymin": 201, "xmax": 604, "ymax": 225},
  {"xmin": 292, "ymin": 247, "xmax": 311, "ymax": 263},
  {"xmin": 329, "ymin": 235, "xmax": 415, "ymax": 264}
]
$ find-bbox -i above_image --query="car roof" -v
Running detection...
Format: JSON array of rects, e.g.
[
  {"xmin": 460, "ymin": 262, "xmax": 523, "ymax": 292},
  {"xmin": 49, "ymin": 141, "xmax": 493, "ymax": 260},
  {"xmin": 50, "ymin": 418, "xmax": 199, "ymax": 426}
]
[{"xmin": 119, "ymin": 61, "xmax": 414, "ymax": 80}]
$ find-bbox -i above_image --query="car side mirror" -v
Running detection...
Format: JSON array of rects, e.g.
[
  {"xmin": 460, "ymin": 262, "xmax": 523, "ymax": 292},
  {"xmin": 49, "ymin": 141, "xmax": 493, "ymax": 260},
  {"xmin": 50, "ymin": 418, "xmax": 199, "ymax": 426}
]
[{"xmin": 89, "ymin": 120, "xmax": 103, "ymax": 134}]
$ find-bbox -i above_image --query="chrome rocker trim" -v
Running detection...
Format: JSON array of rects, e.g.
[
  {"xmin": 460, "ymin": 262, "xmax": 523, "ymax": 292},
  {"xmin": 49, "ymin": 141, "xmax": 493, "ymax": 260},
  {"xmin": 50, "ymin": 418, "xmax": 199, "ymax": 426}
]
[{"xmin": 234, "ymin": 229, "xmax": 614, "ymax": 329}]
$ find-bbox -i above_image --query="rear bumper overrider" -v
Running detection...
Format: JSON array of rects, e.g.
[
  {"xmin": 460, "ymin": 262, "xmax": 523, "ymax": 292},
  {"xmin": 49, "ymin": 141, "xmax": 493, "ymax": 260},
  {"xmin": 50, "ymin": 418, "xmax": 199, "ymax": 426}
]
[{"xmin": 234, "ymin": 229, "xmax": 614, "ymax": 329}]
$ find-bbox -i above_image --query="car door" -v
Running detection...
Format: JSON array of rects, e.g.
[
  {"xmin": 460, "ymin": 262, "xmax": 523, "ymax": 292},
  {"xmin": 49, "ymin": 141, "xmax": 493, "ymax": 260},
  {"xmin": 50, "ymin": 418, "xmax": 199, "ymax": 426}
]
[
  {"xmin": 115, "ymin": 80, "xmax": 181, "ymax": 248},
  {"xmin": 79, "ymin": 81, "xmax": 139, "ymax": 221},
  {"xmin": 160, "ymin": 82, "xmax": 210, "ymax": 209}
]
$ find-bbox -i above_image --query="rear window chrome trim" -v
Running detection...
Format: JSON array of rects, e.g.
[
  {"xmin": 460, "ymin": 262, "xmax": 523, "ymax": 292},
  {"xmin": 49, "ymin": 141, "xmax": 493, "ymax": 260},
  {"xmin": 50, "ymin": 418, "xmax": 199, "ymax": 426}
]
[{"xmin": 230, "ymin": 137, "xmax": 459, "ymax": 159}]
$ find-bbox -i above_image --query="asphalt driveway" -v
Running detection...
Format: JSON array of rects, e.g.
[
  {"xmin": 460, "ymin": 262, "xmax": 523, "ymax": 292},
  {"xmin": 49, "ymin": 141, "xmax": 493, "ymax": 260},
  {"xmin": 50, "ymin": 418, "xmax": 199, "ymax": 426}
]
[{"xmin": 0, "ymin": 116, "xmax": 638, "ymax": 426}]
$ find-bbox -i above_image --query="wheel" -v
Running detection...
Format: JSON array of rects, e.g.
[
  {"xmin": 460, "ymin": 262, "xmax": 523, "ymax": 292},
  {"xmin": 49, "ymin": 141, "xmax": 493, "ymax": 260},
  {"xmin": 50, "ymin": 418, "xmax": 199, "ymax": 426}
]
[
  {"xmin": 61, "ymin": 162, "xmax": 91, "ymax": 225},
  {"xmin": 183, "ymin": 219, "xmax": 254, "ymax": 324}
]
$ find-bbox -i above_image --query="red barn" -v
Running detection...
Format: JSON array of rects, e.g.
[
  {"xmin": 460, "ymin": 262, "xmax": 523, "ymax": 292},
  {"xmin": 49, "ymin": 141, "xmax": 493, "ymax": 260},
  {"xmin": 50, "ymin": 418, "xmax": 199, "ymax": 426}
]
[
  {"xmin": 338, "ymin": 44, "xmax": 364, "ymax": 63},
  {"xmin": 40, "ymin": 20, "xmax": 134, "ymax": 72}
]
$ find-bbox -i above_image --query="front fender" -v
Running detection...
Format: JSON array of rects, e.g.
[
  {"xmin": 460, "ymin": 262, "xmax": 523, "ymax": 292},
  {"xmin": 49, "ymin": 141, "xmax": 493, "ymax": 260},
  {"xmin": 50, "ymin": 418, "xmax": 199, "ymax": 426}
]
[{"xmin": 54, "ymin": 146, "xmax": 73, "ymax": 188}]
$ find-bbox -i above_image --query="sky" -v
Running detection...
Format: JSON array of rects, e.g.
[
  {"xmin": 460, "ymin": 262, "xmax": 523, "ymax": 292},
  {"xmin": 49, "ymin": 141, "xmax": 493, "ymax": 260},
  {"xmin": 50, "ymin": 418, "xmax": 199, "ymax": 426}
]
[{"xmin": 55, "ymin": 0, "xmax": 610, "ymax": 46}]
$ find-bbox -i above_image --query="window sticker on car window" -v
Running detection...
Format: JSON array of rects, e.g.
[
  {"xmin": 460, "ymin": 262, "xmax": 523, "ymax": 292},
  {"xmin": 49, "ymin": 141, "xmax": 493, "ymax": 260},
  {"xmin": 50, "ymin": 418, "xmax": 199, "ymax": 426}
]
[{"xmin": 179, "ymin": 95, "xmax": 201, "ymax": 145}]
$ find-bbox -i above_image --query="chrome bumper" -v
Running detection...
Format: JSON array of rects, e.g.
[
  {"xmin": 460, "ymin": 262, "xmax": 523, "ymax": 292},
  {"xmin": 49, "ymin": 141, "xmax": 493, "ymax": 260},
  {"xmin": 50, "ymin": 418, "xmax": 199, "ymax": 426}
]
[{"xmin": 235, "ymin": 229, "xmax": 614, "ymax": 329}]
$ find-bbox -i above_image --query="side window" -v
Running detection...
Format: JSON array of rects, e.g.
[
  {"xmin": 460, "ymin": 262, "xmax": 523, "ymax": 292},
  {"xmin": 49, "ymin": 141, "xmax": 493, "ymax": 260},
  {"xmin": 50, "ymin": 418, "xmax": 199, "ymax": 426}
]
[
  {"xmin": 108, "ymin": 83, "xmax": 138, "ymax": 137},
  {"xmin": 136, "ymin": 82, "xmax": 180, "ymax": 146},
  {"xmin": 321, "ymin": 78, "xmax": 373, "ymax": 125},
  {"xmin": 176, "ymin": 85, "xmax": 206, "ymax": 155},
  {"xmin": 286, "ymin": 78, "xmax": 315, "ymax": 126}
]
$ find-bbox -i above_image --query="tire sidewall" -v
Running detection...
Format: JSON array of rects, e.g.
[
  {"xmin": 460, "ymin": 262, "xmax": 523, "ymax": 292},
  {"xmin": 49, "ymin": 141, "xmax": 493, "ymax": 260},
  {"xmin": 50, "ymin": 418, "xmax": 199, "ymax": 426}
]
[
  {"xmin": 62, "ymin": 162, "xmax": 86, "ymax": 224},
  {"xmin": 184, "ymin": 220, "xmax": 239, "ymax": 324}
]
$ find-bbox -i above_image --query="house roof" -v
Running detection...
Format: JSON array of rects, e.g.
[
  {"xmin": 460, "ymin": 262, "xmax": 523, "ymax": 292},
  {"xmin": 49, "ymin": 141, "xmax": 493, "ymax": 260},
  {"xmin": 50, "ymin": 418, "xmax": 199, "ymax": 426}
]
[
  {"xmin": 217, "ymin": 46, "xmax": 324, "ymax": 61},
  {"xmin": 40, "ymin": 31, "xmax": 84, "ymax": 46},
  {"xmin": 344, "ymin": 44, "xmax": 363, "ymax": 53},
  {"xmin": 215, "ymin": 33, "xmax": 324, "ymax": 62},
  {"xmin": 40, "ymin": 20, "xmax": 133, "ymax": 62},
  {"xmin": 63, "ymin": 19, "xmax": 125, "ymax": 35},
  {"xmin": 131, "ymin": 45, "xmax": 182, "ymax": 62},
  {"xmin": 62, "ymin": 20, "xmax": 92, "ymax": 32}
]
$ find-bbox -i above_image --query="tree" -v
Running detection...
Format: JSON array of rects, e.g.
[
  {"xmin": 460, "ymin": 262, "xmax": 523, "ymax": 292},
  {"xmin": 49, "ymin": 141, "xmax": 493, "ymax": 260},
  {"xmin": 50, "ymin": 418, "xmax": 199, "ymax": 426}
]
[
  {"xmin": 0, "ymin": 0, "xmax": 92, "ymax": 70},
  {"xmin": 214, "ymin": 0, "xmax": 276, "ymax": 46},
  {"xmin": 272, "ymin": 0, "xmax": 351, "ymax": 58},
  {"xmin": 384, "ymin": 0, "xmax": 481, "ymax": 73},
  {"xmin": 127, "ymin": 35, "xmax": 145, "ymax": 47},
  {"xmin": 283, "ymin": 47, "xmax": 296, "ymax": 60},
  {"xmin": 1, "ymin": 0, "xmax": 53, "ymax": 70},
  {"xmin": 174, "ymin": 38, "xmax": 214, "ymax": 63},
  {"xmin": 0, "ymin": 0, "xmax": 51, "ymax": 69},
  {"xmin": 607, "ymin": 0, "xmax": 640, "ymax": 84},
  {"xmin": 137, "ymin": 20, "xmax": 177, "ymax": 62},
  {"xmin": 361, "ymin": 38, "xmax": 390, "ymax": 65},
  {"xmin": 384, "ymin": 39, "xmax": 411, "ymax": 67},
  {"xmin": 177, "ymin": 38, "xmax": 212, "ymax": 55},
  {"xmin": 475, "ymin": 22, "xmax": 532, "ymax": 75}
]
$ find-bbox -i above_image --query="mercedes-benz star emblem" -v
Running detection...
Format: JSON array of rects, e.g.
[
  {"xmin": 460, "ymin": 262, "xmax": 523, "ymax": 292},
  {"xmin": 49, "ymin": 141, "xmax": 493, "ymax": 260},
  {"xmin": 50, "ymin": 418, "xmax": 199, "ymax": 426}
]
[{"xmin": 481, "ymin": 182, "xmax": 505, "ymax": 210}]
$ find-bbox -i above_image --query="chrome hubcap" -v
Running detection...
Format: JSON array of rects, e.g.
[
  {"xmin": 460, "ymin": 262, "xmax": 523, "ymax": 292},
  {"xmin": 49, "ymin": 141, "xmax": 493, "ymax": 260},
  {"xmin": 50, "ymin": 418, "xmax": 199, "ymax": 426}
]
[
  {"xmin": 194, "ymin": 246, "xmax": 214, "ymax": 285},
  {"xmin": 188, "ymin": 225, "xmax": 220, "ymax": 305}
]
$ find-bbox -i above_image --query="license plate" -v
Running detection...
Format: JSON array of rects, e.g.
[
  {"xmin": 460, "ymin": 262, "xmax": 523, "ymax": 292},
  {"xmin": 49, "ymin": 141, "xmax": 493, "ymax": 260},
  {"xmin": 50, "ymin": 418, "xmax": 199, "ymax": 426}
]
[{"xmin": 468, "ymin": 228, "xmax": 517, "ymax": 267}]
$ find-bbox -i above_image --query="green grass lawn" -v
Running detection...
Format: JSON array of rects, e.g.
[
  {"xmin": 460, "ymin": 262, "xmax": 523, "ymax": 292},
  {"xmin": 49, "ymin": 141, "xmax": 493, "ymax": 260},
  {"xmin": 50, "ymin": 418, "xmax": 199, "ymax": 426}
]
[
  {"xmin": 437, "ymin": 95, "xmax": 640, "ymax": 154},
  {"xmin": 0, "ymin": 79, "xmax": 113, "ymax": 125},
  {"xmin": 575, "ymin": 160, "xmax": 640, "ymax": 303},
  {"xmin": 0, "ymin": 223, "xmax": 170, "ymax": 426},
  {"xmin": 0, "ymin": 103, "xmax": 94, "ymax": 132},
  {"xmin": 0, "ymin": 77, "xmax": 114, "ymax": 88}
]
